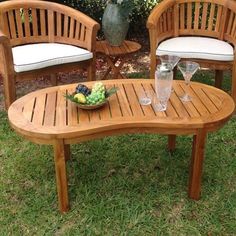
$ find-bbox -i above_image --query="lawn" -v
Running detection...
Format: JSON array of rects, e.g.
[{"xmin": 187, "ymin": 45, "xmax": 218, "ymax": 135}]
[{"xmin": 0, "ymin": 71, "xmax": 236, "ymax": 235}]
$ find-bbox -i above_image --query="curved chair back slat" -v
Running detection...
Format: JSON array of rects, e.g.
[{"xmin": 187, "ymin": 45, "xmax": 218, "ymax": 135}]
[
  {"xmin": 0, "ymin": 1, "xmax": 99, "ymax": 50},
  {"xmin": 224, "ymin": 3, "xmax": 236, "ymax": 45},
  {"xmin": 176, "ymin": 1, "xmax": 227, "ymax": 40},
  {"xmin": 148, "ymin": 0, "xmax": 236, "ymax": 45}
]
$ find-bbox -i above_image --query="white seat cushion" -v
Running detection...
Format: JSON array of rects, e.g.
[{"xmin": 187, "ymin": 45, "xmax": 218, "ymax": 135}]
[
  {"xmin": 156, "ymin": 37, "xmax": 234, "ymax": 61},
  {"xmin": 12, "ymin": 43, "xmax": 93, "ymax": 73}
]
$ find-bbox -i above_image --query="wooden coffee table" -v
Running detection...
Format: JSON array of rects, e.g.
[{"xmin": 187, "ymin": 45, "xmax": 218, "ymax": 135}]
[
  {"xmin": 96, "ymin": 40, "xmax": 141, "ymax": 79},
  {"xmin": 8, "ymin": 79, "xmax": 235, "ymax": 212}
]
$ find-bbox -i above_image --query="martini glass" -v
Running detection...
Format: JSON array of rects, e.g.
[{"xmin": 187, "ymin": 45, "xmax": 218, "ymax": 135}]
[
  {"xmin": 159, "ymin": 55, "xmax": 180, "ymax": 70},
  {"xmin": 177, "ymin": 61, "xmax": 199, "ymax": 102}
]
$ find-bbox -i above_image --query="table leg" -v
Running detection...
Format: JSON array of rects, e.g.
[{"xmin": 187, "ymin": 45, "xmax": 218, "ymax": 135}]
[
  {"xmin": 112, "ymin": 58, "xmax": 126, "ymax": 79},
  {"xmin": 53, "ymin": 140, "xmax": 70, "ymax": 212},
  {"xmin": 168, "ymin": 135, "xmax": 176, "ymax": 152},
  {"xmin": 103, "ymin": 56, "xmax": 126, "ymax": 79},
  {"xmin": 102, "ymin": 66, "xmax": 112, "ymax": 80},
  {"xmin": 101, "ymin": 57, "xmax": 117, "ymax": 80},
  {"xmin": 188, "ymin": 130, "xmax": 207, "ymax": 200}
]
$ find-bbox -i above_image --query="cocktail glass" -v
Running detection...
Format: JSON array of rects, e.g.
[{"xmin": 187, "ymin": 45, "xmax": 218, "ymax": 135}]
[
  {"xmin": 177, "ymin": 61, "xmax": 199, "ymax": 102},
  {"xmin": 159, "ymin": 55, "xmax": 180, "ymax": 70},
  {"xmin": 159, "ymin": 55, "xmax": 180, "ymax": 93}
]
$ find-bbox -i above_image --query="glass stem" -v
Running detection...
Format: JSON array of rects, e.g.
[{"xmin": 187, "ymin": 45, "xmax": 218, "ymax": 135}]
[{"xmin": 185, "ymin": 75, "xmax": 192, "ymax": 97}]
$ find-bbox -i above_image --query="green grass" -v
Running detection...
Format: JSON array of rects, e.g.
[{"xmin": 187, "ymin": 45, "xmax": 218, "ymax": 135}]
[{"xmin": 0, "ymin": 71, "xmax": 236, "ymax": 235}]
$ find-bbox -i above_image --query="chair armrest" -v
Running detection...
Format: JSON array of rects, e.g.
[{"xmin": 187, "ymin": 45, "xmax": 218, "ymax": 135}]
[
  {"xmin": 147, "ymin": 0, "xmax": 175, "ymax": 51},
  {"xmin": 0, "ymin": 30, "xmax": 9, "ymax": 44},
  {"xmin": 0, "ymin": 30, "xmax": 14, "ymax": 76}
]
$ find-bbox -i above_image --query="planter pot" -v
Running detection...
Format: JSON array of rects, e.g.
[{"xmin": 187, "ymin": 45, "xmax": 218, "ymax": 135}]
[{"xmin": 102, "ymin": 3, "xmax": 129, "ymax": 46}]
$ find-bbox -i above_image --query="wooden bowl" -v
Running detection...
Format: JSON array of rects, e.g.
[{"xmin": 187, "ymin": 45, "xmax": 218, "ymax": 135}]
[{"xmin": 75, "ymin": 100, "xmax": 108, "ymax": 110}]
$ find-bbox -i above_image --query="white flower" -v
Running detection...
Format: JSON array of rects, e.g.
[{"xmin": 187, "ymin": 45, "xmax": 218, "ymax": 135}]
[{"xmin": 117, "ymin": 0, "xmax": 123, "ymax": 4}]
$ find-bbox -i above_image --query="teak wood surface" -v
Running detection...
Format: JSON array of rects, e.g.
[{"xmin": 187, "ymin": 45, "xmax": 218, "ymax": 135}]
[
  {"xmin": 96, "ymin": 40, "xmax": 141, "ymax": 80},
  {"xmin": 0, "ymin": 0, "xmax": 100, "ymax": 109},
  {"xmin": 147, "ymin": 0, "xmax": 236, "ymax": 106},
  {"xmin": 8, "ymin": 79, "xmax": 235, "ymax": 213}
]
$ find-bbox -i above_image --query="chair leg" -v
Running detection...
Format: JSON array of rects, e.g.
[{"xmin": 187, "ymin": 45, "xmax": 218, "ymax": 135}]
[
  {"xmin": 87, "ymin": 65, "xmax": 94, "ymax": 81},
  {"xmin": 3, "ymin": 73, "xmax": 16, "ymax": 110},
  {"xmin": 215, "ymin": 70, "xmax": 223, "ymax": 89},
  {"xmin": 87, "ymin": 59, "xmax": 96, "ymax": 81},
  {"xmin": 50, "ymin": 73, "xmax": 57, "ymax": 86},
  {"xmin": 150, "ymin": 54, "xmax": 157, "ymax": 80}
]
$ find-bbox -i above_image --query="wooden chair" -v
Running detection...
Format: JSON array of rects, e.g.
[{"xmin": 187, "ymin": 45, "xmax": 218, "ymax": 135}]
[
  {"xmin": 0, "ymin": 0, "xmax": 100, "ymax": 109},
  {"xmin": 147, "ymin": 0, "xmax": 236, "ymax": 105}
]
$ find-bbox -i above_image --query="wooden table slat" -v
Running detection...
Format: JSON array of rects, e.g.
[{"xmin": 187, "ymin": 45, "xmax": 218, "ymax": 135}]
[
  {"xmin": 55, "ymin": 89, "xmax": 67, "ymax": 126},
  {"xmin": 44, "ymin": 91, "xmax": 57, "ymax": 126},
  {"xmin": 67, "ymin": 88, "xmax": 78, "ymax": 126},
  {"xmin": 100, "ymin": 41, "xmax": 110, "ymax": 55},
  {"xmin": 23, "ymin": 97, "xmax": 35, "ymax": 122},
  {"xmin": 133, "ymin": 82, "xmax": 156, "ymax": 117},
  {"xmin": 88, "ymin": 108, "xmax": 101, "ymax": 122},
  {"xmin": 115, "ymin": 83, "xmax": 133, "ymax": 117},
  {"xmin": 173, "ymin": 84, "xmax": 199, "ymax": 117},
  {"xmin": 123, "ymin": 83, "xmax": 144, "ymax": 117},
  {"xmin": 165, "ymin": 96, "xmax": 179, "ymax": 118},
  {"xmin": 191, "ymin": 85, "xmax": 218, "ymax": 114},
  {"xmin": 203, "ymin": 88, "xmax": 222, "ymax": 109},
  {"xmin": 120, "ymin": 43, "xmax": 128, "ymax": 54},
  {"xmin": 107, "ymin": 84, "xmax": 123, "ymax": 118},
  {"xmin": 77, "ymin": 109, "xmax": 90, "ymax": 123},
  {"xmin": 167, "ymin": 96, "xmax": 181, "ymax": 118},
  {"xmin": 146, "ymin": 82, "xmax": 167, "ymax": 117},
  {"xmin": 98, "ymin": 102, "xmax": 111, "ymax": 120},
  {"xmin": 32, "ymin": 93, "xmax": 47, "ymax": 126},
  {"xmin": 183, "ymin": 84, "xmax": 210, "ymax": 117}
]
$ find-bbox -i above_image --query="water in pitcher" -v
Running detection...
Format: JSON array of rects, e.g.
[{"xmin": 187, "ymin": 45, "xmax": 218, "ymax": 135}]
[{"xmin": 154, "ymin": 64, "xmax": 173, "ymax": 111}]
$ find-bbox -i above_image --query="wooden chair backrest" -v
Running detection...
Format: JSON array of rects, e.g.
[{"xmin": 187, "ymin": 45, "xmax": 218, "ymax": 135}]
[
  {"xmin": 0, "ymin": 0, "xmax": 99, "ymax": 51},
  {"xmin": 152, "ymin": 0, "xmax": 236, "ymax": 46},
  {"xmin": 224, "ymin": 1, "xmax": 236, "ymax": 46}
]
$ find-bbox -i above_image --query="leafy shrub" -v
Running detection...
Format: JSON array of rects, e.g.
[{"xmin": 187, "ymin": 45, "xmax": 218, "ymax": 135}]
[{"xmin": 55, "ymin": 0, "xmax": 161, "ymax": 37}]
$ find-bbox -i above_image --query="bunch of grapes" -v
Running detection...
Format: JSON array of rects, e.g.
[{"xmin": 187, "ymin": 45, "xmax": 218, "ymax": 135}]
[
  {"xmin": 86, "ymin": 92, "xmax": 106, "ymax": 105},
  {"xmin": 91, "ymin": 82, "xmax": 105, "ymax": 94},
  {"xmin": 75, "ymin": 84, "xmax": 91, "ymax": 96}
]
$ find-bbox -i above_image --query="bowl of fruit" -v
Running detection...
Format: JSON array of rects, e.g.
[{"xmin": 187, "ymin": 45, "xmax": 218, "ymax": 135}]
[{"xmin": 65, "ymin": 82, "xmax": 118, "ymax": 110}]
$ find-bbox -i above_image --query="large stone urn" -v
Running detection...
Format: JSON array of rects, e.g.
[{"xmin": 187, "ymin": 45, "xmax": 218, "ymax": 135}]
[{"xmin": 102, "ymin": 3, "xmax": 129, "ymax": 46}]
